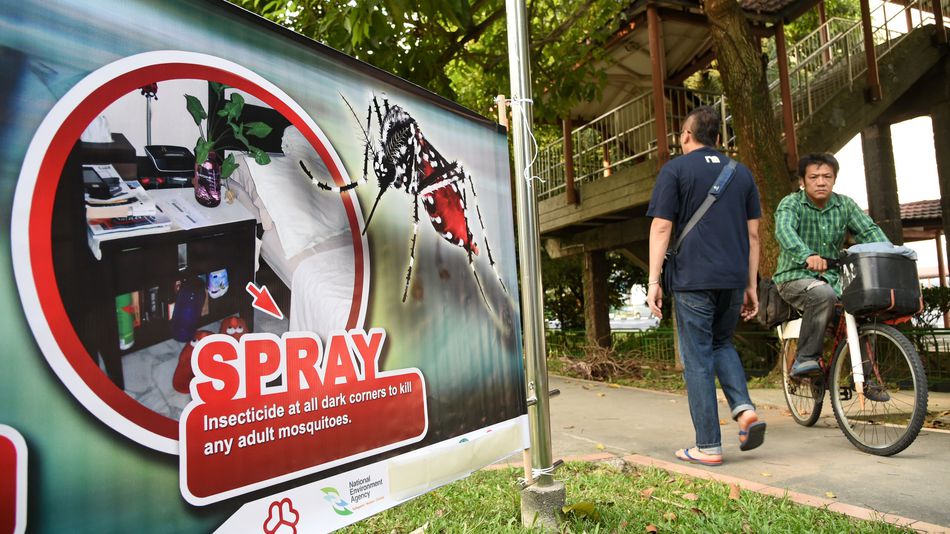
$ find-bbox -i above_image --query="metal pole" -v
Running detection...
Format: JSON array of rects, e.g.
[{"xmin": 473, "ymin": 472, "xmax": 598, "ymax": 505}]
[
  {"xmin": 146, "ymin": 96, "xmax": 153, "ymax": 146},
  {"xmin": 505, "ymin": 0, "xmax": 554, "ymax": 488},
  {"xmin": 719, "ymin": 95, "xmax": 728, "ymax": 150}
]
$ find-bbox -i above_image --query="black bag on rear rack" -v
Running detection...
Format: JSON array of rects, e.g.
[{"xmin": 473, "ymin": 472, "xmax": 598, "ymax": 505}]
[
  {"xmin": 839, "ymin": 247, "xmax": 922, "ymax": 318},
  {"xmin": 755, "ymin": 277, "xmax": 799, "ymax": 329}
]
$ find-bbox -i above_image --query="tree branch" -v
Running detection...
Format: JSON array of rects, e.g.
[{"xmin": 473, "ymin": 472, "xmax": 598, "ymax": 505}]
[
  {"xmin": 533, "ymin": 0, "xmax": 596, "ymax": 48},
  {"xmin": 436, "ymin": 6, "xmax": 507, "ymax": 65}
]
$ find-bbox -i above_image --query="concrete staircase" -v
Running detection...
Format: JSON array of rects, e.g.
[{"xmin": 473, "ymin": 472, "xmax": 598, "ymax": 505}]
[
  {"xmin": 795, "ymin": 26, "xmax": 949, "ymax": 154},
  {"xmin": 537, "ymin": 1, "xmax": 949, "ymax": 245}
]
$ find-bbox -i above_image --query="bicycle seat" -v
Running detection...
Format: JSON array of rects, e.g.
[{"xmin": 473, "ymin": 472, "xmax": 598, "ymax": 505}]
[{"xmin": 777, "ymin": 318, "xmax": 802, "ymax": 341}]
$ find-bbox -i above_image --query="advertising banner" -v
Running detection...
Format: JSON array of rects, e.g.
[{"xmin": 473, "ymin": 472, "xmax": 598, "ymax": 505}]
[{"xmin": 0, "ymin": 1, "xmax": 526, "ymax": 531}]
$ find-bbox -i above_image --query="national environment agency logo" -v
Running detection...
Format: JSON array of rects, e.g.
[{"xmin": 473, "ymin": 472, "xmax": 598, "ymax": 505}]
[{"xmin": 321, "ymin": 487, "xmax": 353, "ymax": 516}]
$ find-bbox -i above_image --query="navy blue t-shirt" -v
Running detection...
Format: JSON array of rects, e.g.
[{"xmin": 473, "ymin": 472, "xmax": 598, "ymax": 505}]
[{"xmin": 646, "ymin": 147, "xmax": 761, "ymax": 291}]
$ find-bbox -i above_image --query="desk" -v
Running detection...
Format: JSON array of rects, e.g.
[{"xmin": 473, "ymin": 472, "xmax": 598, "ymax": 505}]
[{"xmin": 90, "ymin": 189, "xmax": 256, "ymax": 389}]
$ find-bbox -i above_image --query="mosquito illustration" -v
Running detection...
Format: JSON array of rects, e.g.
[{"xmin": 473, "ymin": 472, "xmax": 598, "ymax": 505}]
[{"xmin": 298, "ymin": 94, "xmax": 510, "ymax": 314}]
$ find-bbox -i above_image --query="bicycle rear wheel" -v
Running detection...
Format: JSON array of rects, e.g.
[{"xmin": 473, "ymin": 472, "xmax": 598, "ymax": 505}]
[
  {"xmin": 781, "ymin": 338, "xmax": 824, "ymax": 426},
  {"xmin": 829, "ymin": 323, "xmax": 928, "ymax": 456}
]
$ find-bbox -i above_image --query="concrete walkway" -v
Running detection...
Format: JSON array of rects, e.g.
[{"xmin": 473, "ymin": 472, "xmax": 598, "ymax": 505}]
[{"xmin": 502, "ymin": 375, "xmax": 950, "ymax": 532}]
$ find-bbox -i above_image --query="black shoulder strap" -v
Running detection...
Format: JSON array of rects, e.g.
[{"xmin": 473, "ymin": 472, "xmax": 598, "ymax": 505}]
[{"xmin": 669, "ymin": 158, "xmax": 737, "ymax": 254}]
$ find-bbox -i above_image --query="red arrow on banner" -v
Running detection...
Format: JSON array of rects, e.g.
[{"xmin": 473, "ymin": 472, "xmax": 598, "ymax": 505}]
[{"xmin": 245, "ymin": 283, "xmax": 284, "ymax": 320}]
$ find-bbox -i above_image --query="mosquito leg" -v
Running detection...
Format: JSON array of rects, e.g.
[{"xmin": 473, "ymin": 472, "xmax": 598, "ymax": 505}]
[
  {"xmin": 465, "ymin": 171, "xmax": 509, "ymax": 295},
  {"xmin": 363, "ymin": 102, "xmax": 373, "ymax": 183},
  {"xmin": 403, "ymin": 193, "xmax": 421, "ymax": 302},
  {"xmin": 372, "ymin": 95, "xmax": 384, "ymax": 138}
]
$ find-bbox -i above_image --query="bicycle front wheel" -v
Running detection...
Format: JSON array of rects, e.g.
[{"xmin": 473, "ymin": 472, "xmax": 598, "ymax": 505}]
[
  {"xmin": 781, "ymin": 338, "xmax": 824, "ymax": 427},
  {"xmin": 829, "ymin": 323, "xmax": 928, "ymax": 456}
]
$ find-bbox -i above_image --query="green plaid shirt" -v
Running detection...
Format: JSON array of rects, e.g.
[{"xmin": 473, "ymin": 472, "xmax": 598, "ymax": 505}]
[{"xmin": 774, "ymin": 190, "xmax": 889, "ymax": 294}]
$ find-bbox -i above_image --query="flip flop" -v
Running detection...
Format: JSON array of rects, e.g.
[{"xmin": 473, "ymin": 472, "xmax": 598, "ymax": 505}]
[
  {"xmin": 674, "ymin": 447, "xmax": 722, "ymax": 466},
  {"xmin": 739, "ymin": 421, "xmax": 767, "ymax": 452}
]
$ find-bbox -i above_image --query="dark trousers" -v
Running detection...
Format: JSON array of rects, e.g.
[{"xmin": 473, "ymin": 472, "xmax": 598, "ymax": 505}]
[{"xmin": 777, "ymin": 278, "xmax": 837, "ymax": 359}]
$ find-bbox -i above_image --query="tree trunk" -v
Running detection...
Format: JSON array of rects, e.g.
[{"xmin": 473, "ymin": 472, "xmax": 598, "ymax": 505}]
[{"xmin": 705, "ymin": 0, "xmax": 795, "ymax": 276}]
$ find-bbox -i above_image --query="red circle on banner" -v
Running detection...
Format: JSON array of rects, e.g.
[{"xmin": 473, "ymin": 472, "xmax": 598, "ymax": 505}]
[{"xmin": 17, "ymin": 54, "xmax": 367, "ymax": 452}]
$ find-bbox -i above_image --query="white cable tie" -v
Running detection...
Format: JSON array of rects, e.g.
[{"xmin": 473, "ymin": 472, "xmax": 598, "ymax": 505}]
[
  {"xmin": 531, "ymin": 465, "xmax": 558, "ymax": 478},
  {"xmin": 506, "ymin": 97, "xmax": 545, "ymax": 187}
]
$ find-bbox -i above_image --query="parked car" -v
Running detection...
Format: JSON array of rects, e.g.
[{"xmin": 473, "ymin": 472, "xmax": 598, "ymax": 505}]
[{"xmin": 610, "ymin": 315, "xmax": 659, "ymax": 331}]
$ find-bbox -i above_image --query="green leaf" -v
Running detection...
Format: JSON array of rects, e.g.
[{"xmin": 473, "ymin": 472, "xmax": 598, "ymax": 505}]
[
  {"xmin": 194, "ymin": 137, "xmax": 214, "ymax": 168},
  {"xmin": 249, "ymin": 146, "xmax": 271, "ymax": 165},
  {"xmin": 185, "ymin": 95, "xmax": 206, "ymax": 127},
  {"xmin": 244, "ymin": 121, "xmax": 273, "ymax": 139},
  {"xmin": 562, "ymin": 501, "xmax": 600, "ymax": 520},
  {"xmin": 209, "ymin": 81, "xmax": 228, "ymax": 97},
  {"xmin": 230, "ymin": 121, "xmax": 250, "ymax": 149},
  {"xmin": 222, "ymin": 93, "xmax": 245, "ymax": 122},
  {"xmin": 221, "ymin": 153, "xmax": 239, "ymax": 180}
]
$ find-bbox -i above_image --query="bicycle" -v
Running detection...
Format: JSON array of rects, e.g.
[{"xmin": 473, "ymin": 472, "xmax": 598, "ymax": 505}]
[{"xmin": 776, "ymin": 255, "xmax": 929, "ymax": 456}]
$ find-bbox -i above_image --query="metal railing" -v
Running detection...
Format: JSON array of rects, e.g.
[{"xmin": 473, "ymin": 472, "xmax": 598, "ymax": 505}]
[
  {"xmin": 535, "ymin": 86, "xmax": 735, "ymax": 200},
  {"xmin": 547, "ymin": 327, "xmax": 950, "ymax": 386},
  {"xmin": 545, "ymin": 328, "xmax": 780, "ymax": 377},
  {"xmin": 766, "ymin": 0, "xmax": 948, "ymax": 126}
]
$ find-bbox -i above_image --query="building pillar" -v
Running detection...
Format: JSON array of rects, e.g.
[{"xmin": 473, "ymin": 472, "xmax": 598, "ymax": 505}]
[
  {"xmin": 861, "ymin": 123, "xmax": 903, "ymax": 244},
  {"xmin": 563, "ymin": 117, "xmax": 578, "ymax": 205},
  {"xmin": 934, "ymin": 0, "xmax": 947, "ymax": 45},
  {"xmin": 775, "ymin": 23, "xmax": 799, "ymax": 171},
  {"xmin": 935, "ymin": 231, "xmax": 949, "ymax": 327},
  {"xmin": 583, "ymin": 250, "xmax": 611, "ymax": 348},
  {"xmin": 647, "ymin": 4, "xmax": 669, "ymax": 168},
  {"xmin": 934, "ymin": 102, "xmax": 950, "ymax": 278},
  {"xmin": 859, "ymin": 0, "xmax": 883, "ymax": 101},
  {"xmin": 818, "ymin": 1, "xmax": 831, "ymax": 66}
]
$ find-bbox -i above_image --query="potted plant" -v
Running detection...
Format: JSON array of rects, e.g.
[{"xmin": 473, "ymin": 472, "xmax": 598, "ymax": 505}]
[{"xmin": 185, "ymin": 82, "xmax": 272, "ymax": 207}]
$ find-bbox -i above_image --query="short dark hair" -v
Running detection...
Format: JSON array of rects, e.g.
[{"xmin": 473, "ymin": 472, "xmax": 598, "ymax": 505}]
[
  {"xmin": 798, "ymin": 153, "xmax": 839, "ymax": 178},
  {"xmin": 684, "ymin": 106, "xmax": 720, "ymax": 147}
]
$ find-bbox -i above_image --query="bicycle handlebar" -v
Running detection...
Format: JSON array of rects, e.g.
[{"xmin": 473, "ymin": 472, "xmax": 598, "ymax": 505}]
[{"xmin": 800, "ymin": 255, "xmax": 840, "ymax": 269}]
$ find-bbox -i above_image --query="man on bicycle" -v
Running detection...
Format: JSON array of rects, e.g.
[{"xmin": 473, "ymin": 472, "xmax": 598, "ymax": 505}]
[{"xmin": 774, "ymin": 153, "xmax": 890, "ymax": 377}]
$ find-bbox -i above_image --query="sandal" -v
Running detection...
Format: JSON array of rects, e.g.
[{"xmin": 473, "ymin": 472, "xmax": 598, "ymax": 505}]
[
  {"xmin": 674, "ymin": 447, "xmax": 723, "ymax": 466},
  {"xmin": 739, "ymin": 421, "xmax": 767, "ymax": 451}
]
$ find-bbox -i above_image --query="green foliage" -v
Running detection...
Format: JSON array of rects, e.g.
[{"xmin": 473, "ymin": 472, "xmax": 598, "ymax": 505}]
[
  {"xmin": 541, "ymin": 250, "xmax": 645, "ymax": 330},
  {"xmin": 785, "ymin": 0, "xmax": 860, "ymax": 43},
  {"xmin": 683, "ymin": 64, "xmax": 723, "ymax": 94},
  {"xmin": 185, "ymin": 83, "xmax": 272, "ymax": 178},
  {"xmin": 541, "ymin": 251, "xmax": 583, "ymax": 329},
  {"xmin": 228, "ymin": 0, "xmax": 629, "ymax": 123},
  {"xmin": 914, "ymin": 286, "xmax": 950, "ymax": 328}
]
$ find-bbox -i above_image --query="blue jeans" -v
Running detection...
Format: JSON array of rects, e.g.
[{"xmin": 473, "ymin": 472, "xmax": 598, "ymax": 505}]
[{"xmin": 674, "ymin": 289, "xmax": 755, "ymax": 455}]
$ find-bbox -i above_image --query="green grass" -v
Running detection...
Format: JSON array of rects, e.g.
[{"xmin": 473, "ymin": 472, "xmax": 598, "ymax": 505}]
[{"xmin": 339, "ymin": 462, "xmax": 911, "ymax": 533}]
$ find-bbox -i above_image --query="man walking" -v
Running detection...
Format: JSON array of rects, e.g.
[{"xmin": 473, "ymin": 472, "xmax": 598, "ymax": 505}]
[{"xmin": 646, "ymin": 106, "xmax": 765, "ymax": 466}]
